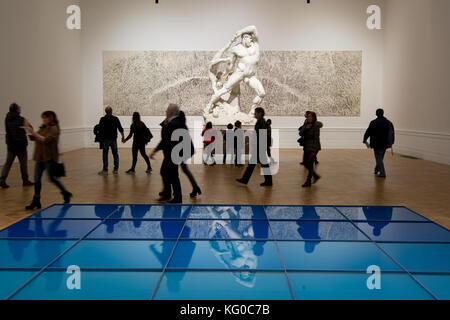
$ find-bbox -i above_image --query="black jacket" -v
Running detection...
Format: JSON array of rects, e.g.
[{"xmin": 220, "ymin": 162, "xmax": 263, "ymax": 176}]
[
  {"xmin": 5, "ymin": 112, "xmax": 28, "ymax": 152},
  {"xmin": 125, "ymin": 122, "xmax": 152, "ymax": 145},
  {"xmin": 154, "ymin": 111, "xmax": 193, "ymax": 161},
  {"xmin": 299, "ymin": 122, "xmax": 321, "ymax": 153},
  {"xmin": 98, "ymin": 114, "xmax": 124, "ymax": 140},
  {"xmin": 364, "ymin": 117, "xmax": 395, "ymax": 149}
]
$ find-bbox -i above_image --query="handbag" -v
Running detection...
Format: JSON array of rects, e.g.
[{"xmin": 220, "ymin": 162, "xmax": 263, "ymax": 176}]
[{"xmin": 50, "ymin": 160, "xmax": 66, "ymax": 177}]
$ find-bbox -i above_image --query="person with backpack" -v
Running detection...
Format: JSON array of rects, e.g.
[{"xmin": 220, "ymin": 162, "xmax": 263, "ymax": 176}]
[
  {"xmin": 123, "ymin": 112, "xmax": 153, "ymax": 174},
  {"xmin": 363, "ymin": 108, "xmax": 395, "ymax": 178}
]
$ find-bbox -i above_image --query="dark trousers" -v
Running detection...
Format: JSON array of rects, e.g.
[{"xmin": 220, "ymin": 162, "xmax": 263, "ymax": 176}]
[
  {"xmin": 180, "ymin": 162, "xmax": 199, "ymax": 189},
  {"xmin": 1, "ymin": 149, "xmax": 29, "ymax": 182},
  {"xmin": 34, "ymin": 162, "xmax": 67, "ymax": 196},
  {"xmin": 304, "ymin": 151, "xmax": 319, "ymax": 182},
  {"xmin": 374, "ymin": 148, "xmax": 387, "ymax": 175},
  {"xmin": 160, "ymin": 157, "xmax": 182, "ymax": 200},
  {"xmin": 102, "ymin": 139, "xmax": 119, "ymax": 171},
  {"xmin": 241, "ymin": 155, "xmax": 272, "ymax": 184},
  {"xmin": 131, "ymin": 143, "xmax": 151, "ymax": 170}
]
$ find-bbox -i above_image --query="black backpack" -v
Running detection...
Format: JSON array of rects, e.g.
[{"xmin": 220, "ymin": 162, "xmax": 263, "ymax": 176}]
[{"xmin": 143, "ymin": 126, "xmax": 153, "ymax": 145}]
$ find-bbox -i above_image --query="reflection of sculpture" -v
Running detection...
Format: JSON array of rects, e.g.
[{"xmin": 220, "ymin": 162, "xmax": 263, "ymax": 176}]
[
  {"xmin": 205, "ymin": 206, "xmax": 259, "ymax": 288},
  {"xmin": 204, "ymin": 26, "xmax": 265, "ymax": 125}
]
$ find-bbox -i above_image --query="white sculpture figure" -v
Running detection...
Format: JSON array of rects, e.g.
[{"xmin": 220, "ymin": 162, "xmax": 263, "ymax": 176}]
[{"xmin": 204, "ymin": 26, "xmax": 265, "ymax": 125}]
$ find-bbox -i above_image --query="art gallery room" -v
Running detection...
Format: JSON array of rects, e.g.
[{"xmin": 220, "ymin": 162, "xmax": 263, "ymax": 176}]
[{"xmin": 0, "ymin": 0, "xmax": 449, "ymax": 304}]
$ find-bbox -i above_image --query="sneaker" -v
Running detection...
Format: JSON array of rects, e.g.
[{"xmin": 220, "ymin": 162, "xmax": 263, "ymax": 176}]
[
  {"xmin": 98, "ymin": 170, "xmax": 108, "ymax": 175},
  {"xmin": 126, "ymin": 169, "xmax": 135, "ymax": 174},
  {"xmin": 0, "ymin": 181, "xmax": 10, "ymax": 189},
  {"xmin": 260, "ymin": 182, "xmax": 273, "ymax": 187},
  {"xmin": 113, "ymin": 170, "xmax": 119, "ymax": 175},
  {"xmin": 302, "ymin": 181, "xmax": 312, "ymax": 188},
  {"xmin": 376, "ymin": 173, "xmax": 386, "ymax": 178},
  {"xmin": 23, "ymin": 181, "xmax": 34, "ymax": 187},
  {"xmin": 313, "ymin": 175, "xmax": 321, "ymax": 184}
]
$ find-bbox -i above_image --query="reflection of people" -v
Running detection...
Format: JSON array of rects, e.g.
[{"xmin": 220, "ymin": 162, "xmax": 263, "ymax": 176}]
[
  {"xmin": 205, "ymin": 26, "xmax": 265, "ymax": 116},
  {"xmin": 129, "ymin": 205, "xmax": 151, "ymax": 228},
  {"xmin": 123, "ymin": 112, "xmax": 152, "ymax": 174},
  {"xmin": 363, "ymin": 109, "xmax": 395, "ymax": 178},
  {"xmin": 0, "ymin": 103, "xmax": 34, "ymax": 189},
  {"xmin": 24, "ymin": 111, "xmax": 72, "ymax": 210},
  {"xmin": 362, "ymin": 206, "xmax": 393, "ymax": 236},
  {"xmin": 297, "ymin": 206, "xmax": 321, "ymax": 253},
  {"xmin": 150, "ymin": 104, "xmax": 184, "ymax": 203},
  {"xmin": 150, "ymin": 205, "xmax": 195, "ymax": 293},
  {"xmin": 95, "ymin": 205, "xmax": 124, "ymax": 233}
]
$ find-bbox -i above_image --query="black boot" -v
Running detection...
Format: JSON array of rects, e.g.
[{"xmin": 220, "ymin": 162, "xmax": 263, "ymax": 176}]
[
  {"xmin": 190, "ymin": 186, "xmax": 202, "ymax": 198},
  {"xmin": 62, "ymin": 191, "xmax": 73, "ymax": 204},
  {"xmin": 26, "ymin": 196, "xmax": 41, "ymax": 210},
  {"xmin": 302, "ymin": 180, "xmax": 312, "ymax": 188}
]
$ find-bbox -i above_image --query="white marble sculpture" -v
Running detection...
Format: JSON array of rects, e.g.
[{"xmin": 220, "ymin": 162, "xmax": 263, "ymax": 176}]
[{"xmin": 203, "ymin": 26, "xmax": 265, "ymax": 125}]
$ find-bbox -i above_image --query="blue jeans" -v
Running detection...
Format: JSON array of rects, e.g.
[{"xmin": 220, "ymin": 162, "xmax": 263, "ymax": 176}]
[
  {"xmin": 102, "ymin": 139, "xmax": 119, "ymax": 171},
  {"xmin": 34, "ymin": 162, "xmax": 66, "ymax": 196},
  {"xmin": 374, "ymin": 149, "xmax": 386, "ymax": 176}
]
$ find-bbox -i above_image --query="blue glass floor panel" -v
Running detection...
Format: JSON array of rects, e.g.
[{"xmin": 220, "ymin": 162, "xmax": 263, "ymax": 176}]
[
  {"xmin": 379, "ymin": 243, "xmax": 450, "ymax": 272},
  {"xmin": 278, "ymin": 241, "xmax": 402, "ymax": 271},
  {"xmin": 0, "ymin": 240, "xmax": 75, "ymax": 268},
  {"xmin": 168, "ymin": 240, "xmax": 283, "ymax": 270},
  {"xmin": 353, "ymin": 222, "xmax": 450, "ymax": 242},
  {"xmin": 288, "ymin": 272, "xmax": 434, "ymax": 300},
  {"xmin": 414, "ymin": 275, "xmax": 450, "ymax": 300},
  {"xmin": 0, "ymin": 219, "xmax": 102, "ymax": 239},
  {"xmin": 189, "ymin": 205, "xmax": 267, "ymax": 220},
  {"xmin": 1, "ymin": 204, "xmax": 449, "ymax": 300},
  {"xmin": 29, "ymin": 204, "xmax": 120, "ymax": 220},
  {"xmin": 11, "ymin": 270, "xmax": 161, "ymax": 300},
  {"xmin": 265, "ymin": 206, "xmax": 345, "ymax": 220},
  {"xmin": 337, "ymin": 206, "xmax": 429, "ymax": 222},
  {"xmin": 269, "ymin": 221, "xmax": 369, "ymax": 241},
  {"xmin": 52, "ymin": 240, "xmax": 176, "ymax": 269},
  {"xmin": 154, "ymin": 271, "xmax": 292, "ymax": 300}
]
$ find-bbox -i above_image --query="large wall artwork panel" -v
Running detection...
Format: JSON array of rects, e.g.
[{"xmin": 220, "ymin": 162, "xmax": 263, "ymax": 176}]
[{"xmin": 103, "ymin": 51, "xmax": 362, "ymax": 117}]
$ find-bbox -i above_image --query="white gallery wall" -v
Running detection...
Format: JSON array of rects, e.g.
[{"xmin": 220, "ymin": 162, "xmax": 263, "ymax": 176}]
[
  {"xmin": 0, "ymin": 0, "xmax": 83, "ymax": 164},
  {"xmin": 383, "ymin": 0, "xmax": 450, "ymax": 164},
  {"xmin": 80, "ymin": 0, "xmax": 385, "ymax": 151},
  {"xmin": 1, "ymin": 0, "xmax": 449, "ymax": 165}
]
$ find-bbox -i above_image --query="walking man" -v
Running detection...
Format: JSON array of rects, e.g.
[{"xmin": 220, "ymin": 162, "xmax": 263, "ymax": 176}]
[
  {"xmin": 363, "ymin": 109, "xmax": 395, "ymax": 178},
  {"xmin": 97, "ymin": 106, "xmax": 125, "ymax": 175},
  {"xmin": 0, "ymin": 103, "xmax": 34, "ymax": 188}
]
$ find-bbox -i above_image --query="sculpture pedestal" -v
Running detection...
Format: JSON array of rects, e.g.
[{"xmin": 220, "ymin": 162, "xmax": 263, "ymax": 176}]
[{"xmin": 203, "ymin": 106, "xmax": 256, "ymax": 126}]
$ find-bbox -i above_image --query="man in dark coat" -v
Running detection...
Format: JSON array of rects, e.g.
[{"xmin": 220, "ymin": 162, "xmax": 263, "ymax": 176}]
[
  {"xmin": 97, "ymin": 106, "xmax": 125, "ymax": 175},
  {"xmin": 0, "ymin": 103, "xmax": 34, "ymax": 188},
  {"xmin": 236, "ymin": 107, "xmax": 273, "ymax": 186},
  {"xmin": 363, "ymin": 109, "xmax": 395, "ymax": 178},
  {"xmin": 150, "ymin": 104, "xmax": 185, "ymax": 203}
]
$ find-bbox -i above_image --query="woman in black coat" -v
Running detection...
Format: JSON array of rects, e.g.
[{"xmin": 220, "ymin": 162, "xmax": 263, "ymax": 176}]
[
  {"xmin": 299, "ymin": 112, "xmax": 321, "ymax": 187},
  {"xmin": 123, "ymin": 112, "xmax": 152, "ymax": 173}
]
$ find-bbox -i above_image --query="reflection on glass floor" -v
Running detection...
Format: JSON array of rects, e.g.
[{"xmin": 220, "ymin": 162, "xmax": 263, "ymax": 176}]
[{"xmin": 0, "ymin": 204, "xmax": 449, "ymax": 300}]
